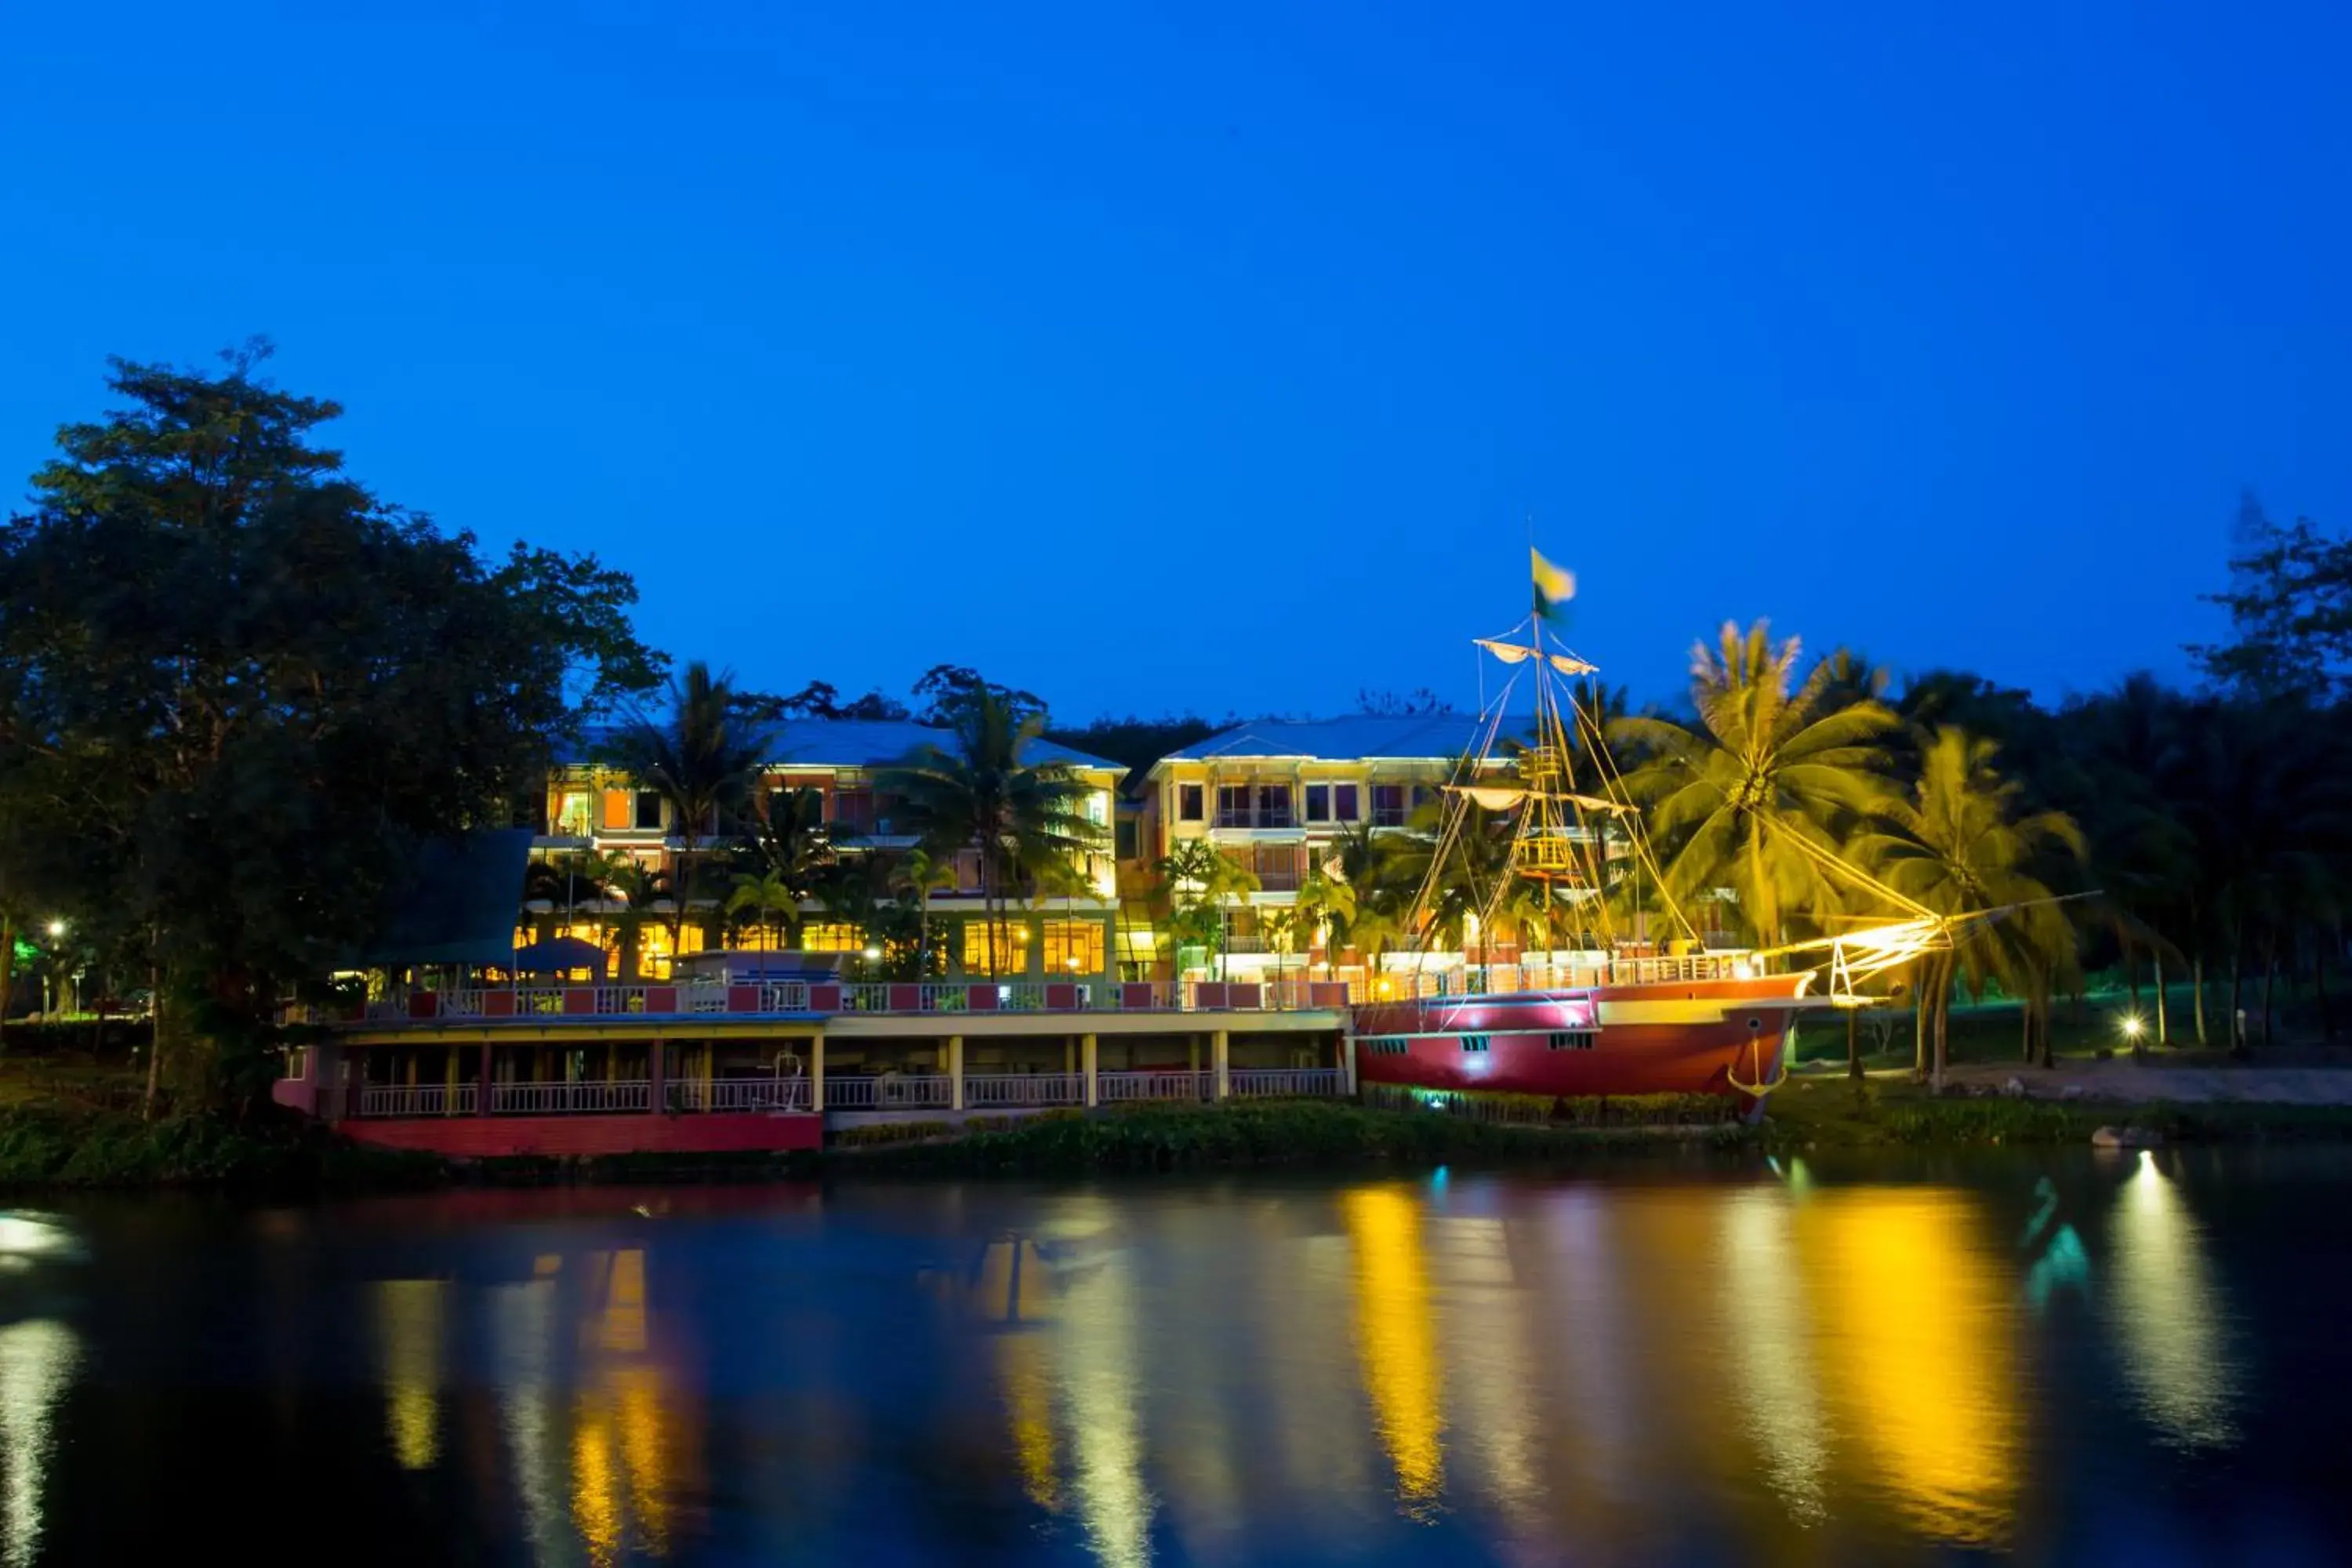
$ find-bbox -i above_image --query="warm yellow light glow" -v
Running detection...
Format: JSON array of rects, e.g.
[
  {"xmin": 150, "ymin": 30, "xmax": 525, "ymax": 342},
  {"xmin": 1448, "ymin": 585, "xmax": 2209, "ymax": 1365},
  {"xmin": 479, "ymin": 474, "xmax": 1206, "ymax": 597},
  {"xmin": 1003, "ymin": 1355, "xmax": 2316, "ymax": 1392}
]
[
  {"xmin": 1719, "ymin": 1192, "xmax": 1828, "ymax": 1523},
  {"xmin": 2109, "ymin": 1153, "xmax": 2237, "ymax": 1448},
  {"xmin": 1341, "ymin": 1187, "xmax": 1445, "ymax": 1512},
  {"xmin": 1796, "ymin": 1191, "xmax": 2020, "ymax": 1545},
  {"xmin": 375, "ymin": 1279, "xmax": 445, "ymax": 1472},
  {"xmin": 2121, "ymin": 1014, "xmax": 2146, "ymax": 1040},
  {"xmin": 999, "ymin": 1331, "xmax": 1061, "ymax": 1511}
]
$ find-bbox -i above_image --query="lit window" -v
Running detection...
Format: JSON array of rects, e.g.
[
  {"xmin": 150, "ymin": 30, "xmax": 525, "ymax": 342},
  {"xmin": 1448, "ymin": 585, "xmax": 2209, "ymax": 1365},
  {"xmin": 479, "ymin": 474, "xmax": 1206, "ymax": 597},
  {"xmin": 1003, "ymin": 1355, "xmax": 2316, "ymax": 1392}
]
[
  {"xmin": 801, "ymin": 923, "xmax": 860, "ymax": 953},
  {"xmin": 961, "ymin": 921, "xmax": 1025, "ymax": 975},
  {"xmin": 553, "ymin": 789, "xmax": 593, "ymax": 836},
  {"xmin": 1041, "ymin": 920, "xmax": 1105, "ymax": 975}
]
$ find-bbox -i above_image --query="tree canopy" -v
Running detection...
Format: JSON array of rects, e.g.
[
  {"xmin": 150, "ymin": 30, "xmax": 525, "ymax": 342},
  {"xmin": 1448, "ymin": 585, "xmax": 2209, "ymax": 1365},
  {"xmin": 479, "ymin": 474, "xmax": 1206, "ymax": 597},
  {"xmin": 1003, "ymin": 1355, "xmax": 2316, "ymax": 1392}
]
[{"xmin": 0, "ymin": 346, "xmax": 659, "ymax": 1100}]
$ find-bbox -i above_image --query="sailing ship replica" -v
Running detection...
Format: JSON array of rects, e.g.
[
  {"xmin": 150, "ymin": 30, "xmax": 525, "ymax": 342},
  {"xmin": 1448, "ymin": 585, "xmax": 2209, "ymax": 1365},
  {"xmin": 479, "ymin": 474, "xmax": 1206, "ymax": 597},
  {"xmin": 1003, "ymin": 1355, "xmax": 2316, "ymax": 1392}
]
[{"xmin": 1349, "ymin": 551, "xmax": 1940, "ymax": 1110}]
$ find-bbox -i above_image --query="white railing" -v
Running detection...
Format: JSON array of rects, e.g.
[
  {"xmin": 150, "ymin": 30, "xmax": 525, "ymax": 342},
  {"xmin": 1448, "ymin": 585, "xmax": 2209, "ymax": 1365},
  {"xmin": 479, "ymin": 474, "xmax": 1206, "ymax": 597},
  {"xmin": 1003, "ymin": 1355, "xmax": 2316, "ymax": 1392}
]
[
  {"xmin": 823, "ymin": 1074, "xmax": 955, "ymax": 1110},
  {"xmin": 964, "ymin": 1073, "xmax": 1083, "ymax": 1108},
  {"xmin": 353, "ymin": 977, "xmax": 1364, "ymax": 1026},
  {"xmin": 356, "ymin": 1083, "xmax": 479, "ymax": 1117},
  {"xmin": 489, "ymin": 1080, "xmax": 651, "ymax": 1115},
  {"xmin": 671, "ymin": 1076, "xmax": 810, "ymax": 1112},
  {"xmin": 1228, "ymin": 1068, "xmax": 1344, "ymax": 1099},
  {"xmin": 1096, "ymin": 1070, "xmax": 1210, "ymax": 1103}
]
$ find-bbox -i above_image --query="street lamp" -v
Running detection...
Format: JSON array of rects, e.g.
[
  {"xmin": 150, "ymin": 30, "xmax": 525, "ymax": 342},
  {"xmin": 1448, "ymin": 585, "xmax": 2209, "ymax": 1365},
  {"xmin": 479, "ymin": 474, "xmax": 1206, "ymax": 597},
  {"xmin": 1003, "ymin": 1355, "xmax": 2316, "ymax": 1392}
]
[
  {"xmin": 45, "ymin": 919, "xmax": 64, "ymax": 940},
  {"xmin": 2120, "ymin": 1013, "xmax": 2144, "ymax": 1040}
]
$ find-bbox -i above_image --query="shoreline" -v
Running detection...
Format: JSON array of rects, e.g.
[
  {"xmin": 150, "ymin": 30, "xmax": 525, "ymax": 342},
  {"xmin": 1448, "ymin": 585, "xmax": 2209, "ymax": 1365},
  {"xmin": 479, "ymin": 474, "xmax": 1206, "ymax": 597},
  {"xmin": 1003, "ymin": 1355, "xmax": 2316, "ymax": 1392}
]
[{"xmin": 8, "ymin": 1075, "xmax": 2352, "ymax": 1192}]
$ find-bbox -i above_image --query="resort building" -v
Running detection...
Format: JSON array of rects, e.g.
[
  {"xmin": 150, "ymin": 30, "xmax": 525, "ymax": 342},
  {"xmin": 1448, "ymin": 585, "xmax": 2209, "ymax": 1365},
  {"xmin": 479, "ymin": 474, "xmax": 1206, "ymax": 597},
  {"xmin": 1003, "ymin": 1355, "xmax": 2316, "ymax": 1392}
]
[
  {"xmin": 1134, "ymin": 715, "xmax": 1506, "ymax": 985},
  {"xmin": 528, "ymin": 719, "xmax": 1125, "ymax": 982}
]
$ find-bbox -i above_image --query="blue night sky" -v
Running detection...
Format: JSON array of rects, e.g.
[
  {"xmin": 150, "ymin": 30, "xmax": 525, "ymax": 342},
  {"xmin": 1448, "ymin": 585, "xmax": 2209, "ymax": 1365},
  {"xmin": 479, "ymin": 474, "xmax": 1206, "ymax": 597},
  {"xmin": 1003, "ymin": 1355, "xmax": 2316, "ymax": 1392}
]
[{"xmin": 4, "ymin": 2, "xmax": 2347, "ymax": 721}]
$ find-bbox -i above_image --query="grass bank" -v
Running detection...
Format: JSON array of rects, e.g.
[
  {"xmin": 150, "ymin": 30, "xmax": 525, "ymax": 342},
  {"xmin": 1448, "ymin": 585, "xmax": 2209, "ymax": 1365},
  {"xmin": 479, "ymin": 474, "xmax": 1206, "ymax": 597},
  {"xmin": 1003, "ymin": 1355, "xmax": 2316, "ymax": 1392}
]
[
  {"xmin": 1761, "ymin": 1075, "xmax": 2352, "ymax": 1149},
  {"xmin": 0, "ymin": 1104, "xmax": 445, "ymax": 1191}
]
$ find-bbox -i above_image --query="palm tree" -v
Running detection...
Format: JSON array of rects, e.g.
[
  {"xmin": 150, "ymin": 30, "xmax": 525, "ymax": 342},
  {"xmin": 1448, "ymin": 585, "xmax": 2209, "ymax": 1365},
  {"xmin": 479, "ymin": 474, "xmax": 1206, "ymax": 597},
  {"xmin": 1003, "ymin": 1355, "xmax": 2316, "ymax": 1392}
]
[
  {"xmin": 726, "ymin": 869, "xmax": 797, "ymax": 949},
  {"xmin": 609, "ymin": 662, "xmax": 771, "ymax": 954},
  {"xmin": 740, "ymin": 786, "xmax": 833, "ymax": 948},
  {"xmin": 1153, "ymin": 837, "xmax": 1259, "ymax": 980},
  {"xmin": 1293, "ymin": 859, "xmax": 1356, "ymax": 980},
  {"xmin": 890, "ymin": 845, "xmax": 959, "ymax": 978},
  {"xmin": 1613, "ymin": 623, "xmax": 1899, "ymax": 948},
  {"xmin": 1854, "ymin": 728, "xmax": 2086, "ymax": 1083},
  {"xmin": 881, "ymin": 688, "xmax": 1105, "ymax": 977},
  {"xmin": 599, "ymin": 858, "xmax": 671, "ymax": 983},
  {"xmin": 1322, "ymin": 819, "xmax": 1411, "ymax": 979}
]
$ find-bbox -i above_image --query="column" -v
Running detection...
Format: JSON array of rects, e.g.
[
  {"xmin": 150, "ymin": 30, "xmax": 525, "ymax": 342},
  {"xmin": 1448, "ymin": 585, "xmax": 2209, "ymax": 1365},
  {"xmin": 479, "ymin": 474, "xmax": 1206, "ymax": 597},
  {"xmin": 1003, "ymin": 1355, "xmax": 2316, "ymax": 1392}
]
[
  {"xmin": 1081, "ymin": 1033, "xmax": 1098, "ymax": 1108},
  {"xmin": 648, "ymin": 1037, "xmax": 666, "ymax": 1115},
  {"xmin": 477, "ymin": 1040, "xmax": 493, "ymax": 1117},
  {"xmin": 810, "ymin": 1031, "xmax": 826, "ymax": 1113},
  {"xmin": 1211, "ymin": 1029, "xmax": 1230, "ymax": 1101},
  {"xmin": 444, "ymin": 1047, "xmax": 459, "ymax": 1116},
  {"xmin": 948, "ymin": 1035, "xmax": 965, "ymax": 1111},
  {"xmin": 1063, "ymin": 1037, "xmax": 1076, "ymax": 1075},
  {"xmin": 1339, "ymin": 1027, "xmax": 1357, "ymax": 1097}
]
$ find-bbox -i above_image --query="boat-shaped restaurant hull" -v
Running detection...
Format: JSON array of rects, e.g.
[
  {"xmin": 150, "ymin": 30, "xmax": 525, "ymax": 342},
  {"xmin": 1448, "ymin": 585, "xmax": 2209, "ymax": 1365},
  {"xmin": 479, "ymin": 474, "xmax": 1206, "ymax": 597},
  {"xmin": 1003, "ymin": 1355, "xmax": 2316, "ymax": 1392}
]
[{"xmin": 1351, "ymin": 974, "xmax": 1811, "ymax": 1102}]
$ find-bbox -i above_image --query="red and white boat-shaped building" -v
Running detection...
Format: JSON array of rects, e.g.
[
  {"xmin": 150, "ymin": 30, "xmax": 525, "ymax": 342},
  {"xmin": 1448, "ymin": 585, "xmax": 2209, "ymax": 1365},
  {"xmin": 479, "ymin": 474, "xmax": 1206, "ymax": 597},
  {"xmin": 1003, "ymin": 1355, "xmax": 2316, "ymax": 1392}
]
[
  {"xmin": 1343, "ymin": 551, "xmax": 1893, "ymax": 1112},
  {"xmin": 1349, "ymin": 960, "xmax": 1813, "ymax": 1109}
]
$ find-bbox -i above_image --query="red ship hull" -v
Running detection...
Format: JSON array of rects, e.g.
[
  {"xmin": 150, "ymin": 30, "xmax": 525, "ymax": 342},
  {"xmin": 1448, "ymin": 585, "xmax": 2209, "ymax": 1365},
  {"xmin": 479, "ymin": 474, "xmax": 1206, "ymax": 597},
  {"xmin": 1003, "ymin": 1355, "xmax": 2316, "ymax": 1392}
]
[{"xmin": 1350, "ymin": 973, "xmax": 1811, "ymax": 1102}]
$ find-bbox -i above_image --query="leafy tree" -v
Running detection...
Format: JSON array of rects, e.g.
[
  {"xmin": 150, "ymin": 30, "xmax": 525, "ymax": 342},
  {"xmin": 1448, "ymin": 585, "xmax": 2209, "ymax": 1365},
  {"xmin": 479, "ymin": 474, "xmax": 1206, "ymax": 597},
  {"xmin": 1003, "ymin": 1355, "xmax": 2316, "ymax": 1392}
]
[
  {"xmin": 1042, "ymin": 713, "xmax": 1223, "ymax": 778},
  {"xmin": 0, "ymin": 346, "xmax": 657, "ymax": 1111},
  {"xmin": 1356, "ymin": 687, "xmax": 1454, "ymax": 717},
  {"xmin": 607, "ymin": 662, "xmax": 771, "ymax": 955},
  {"xmin": 912, "ymin": 664, "xmax": 1047, "ymax": 727},
  {"xmin": 2193, "ymin": 492, "xmax": 2349, "ymax": 699},
  {"xmin": 746, "ymin": 681, "xmax": 911, "ymax": 722},
  {"xmin": 1613, "ymin": 622, "xmax": 1899, "ymax": 947},
  {"xmin": 882, "ymin": 688, "xmax": 1103, "ymax": 975}
]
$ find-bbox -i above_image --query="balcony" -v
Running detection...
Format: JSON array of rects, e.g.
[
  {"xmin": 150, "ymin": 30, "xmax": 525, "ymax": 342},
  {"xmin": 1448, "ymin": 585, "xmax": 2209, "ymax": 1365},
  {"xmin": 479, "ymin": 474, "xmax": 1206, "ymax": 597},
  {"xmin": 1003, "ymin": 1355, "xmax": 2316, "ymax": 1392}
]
[
  {"xmin": 311, "ymin": 977, "xmax": 1360, "ymax": 1030},
  {"xmin": 1213, "ymin": 806, "xmax": 1297, "ymax": 831}
]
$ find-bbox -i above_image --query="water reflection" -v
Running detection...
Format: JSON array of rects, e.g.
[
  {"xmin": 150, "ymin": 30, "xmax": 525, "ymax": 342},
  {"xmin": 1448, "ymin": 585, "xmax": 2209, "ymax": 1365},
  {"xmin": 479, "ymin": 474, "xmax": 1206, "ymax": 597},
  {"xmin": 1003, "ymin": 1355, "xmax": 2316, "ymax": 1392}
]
[
  {"xmin": 38, "ymin": 1162, "xmax": 2333, "ymax": 1563},
  {"xmin": 2108, "ymin": 1152, "xmax": 2239, "ymax": 1449},
  {"xmin": 0, "ymin": 1319, "xmax": 77, "ymax": 1568},
  {"xmin": 1719, "ymin": 1189, "xmax": 1828, "ymax": 1525},
  {"xmin": 1341, "ymin": 1186, "xmax": 1445, "ymax": 1515},
  {"xmin": 1796, "ymin": 1190, "xmax": 2022, "ymax": 1546}
]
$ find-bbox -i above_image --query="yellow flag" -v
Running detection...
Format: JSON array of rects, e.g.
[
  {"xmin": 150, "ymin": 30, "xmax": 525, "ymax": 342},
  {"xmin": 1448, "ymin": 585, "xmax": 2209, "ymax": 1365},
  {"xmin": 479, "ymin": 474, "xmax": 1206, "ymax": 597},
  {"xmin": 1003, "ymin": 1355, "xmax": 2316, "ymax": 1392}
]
[{"xmin": 1531, "ymin": 549, "xmax": 1575, "ymax": 607}]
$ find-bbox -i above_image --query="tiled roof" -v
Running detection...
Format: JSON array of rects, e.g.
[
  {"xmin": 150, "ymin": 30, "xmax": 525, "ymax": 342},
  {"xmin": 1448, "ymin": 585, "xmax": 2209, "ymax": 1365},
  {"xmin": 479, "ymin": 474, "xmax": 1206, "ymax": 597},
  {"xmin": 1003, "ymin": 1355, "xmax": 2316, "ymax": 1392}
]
[
  {"xmin": 1154, "ymin": 714, "xmax": 1527, "ymax": 771},
  {"xmin": 561, "ymin": 718, "xmax": 1123, "ymax": 774}
]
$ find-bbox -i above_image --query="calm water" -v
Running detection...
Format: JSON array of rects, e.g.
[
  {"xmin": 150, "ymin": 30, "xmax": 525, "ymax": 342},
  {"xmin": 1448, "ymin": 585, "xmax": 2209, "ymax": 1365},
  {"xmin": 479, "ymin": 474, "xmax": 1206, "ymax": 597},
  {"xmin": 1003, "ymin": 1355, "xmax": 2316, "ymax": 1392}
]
[{"xmin": 2, "ymin": 1151, "xmax": 2348, "ymax": 1565}]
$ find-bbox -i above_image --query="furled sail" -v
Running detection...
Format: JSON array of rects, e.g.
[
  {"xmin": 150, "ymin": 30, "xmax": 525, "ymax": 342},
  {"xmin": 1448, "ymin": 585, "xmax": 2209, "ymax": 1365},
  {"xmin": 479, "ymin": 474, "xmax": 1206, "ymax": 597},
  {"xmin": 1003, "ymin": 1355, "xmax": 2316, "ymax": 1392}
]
[
  {"xmin": 1445, "ymin": 784, "xmax": 1529, "ymax": 811},
  {"xmin": 1474, "ymin": 637, "xmax": 1598, "ymax": 677}
]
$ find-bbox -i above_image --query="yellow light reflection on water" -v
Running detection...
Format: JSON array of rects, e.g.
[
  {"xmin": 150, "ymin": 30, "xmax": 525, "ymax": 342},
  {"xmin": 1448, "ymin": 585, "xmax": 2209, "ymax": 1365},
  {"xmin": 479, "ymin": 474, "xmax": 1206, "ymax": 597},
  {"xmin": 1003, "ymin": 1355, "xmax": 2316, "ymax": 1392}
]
[
  {"xmin": 572, "ymin": 1395, "xmax": 622, "ymax": 1568},
  {"xmin": 2109, "ymin": 1152, "xmax": 2238, "ymax": 1449},
  {"xmin": 372, "ymin": 1279, "xmax": 445, "ymax": 1472},
  {"xmin": 1719, "ymin": 1191, "xmax": 1828, "ymax": 1525},
  {"xmin": 1796, "ymin": 1191, "xmax": 2020, "ymax": 1547},
  {"xmin": 0, "ymin": 1319, "xmax": 78, "ymax": 1568},
  {"xmin": 1061, "ymin": 1245, "xmax": 1153, "ymax": 1568},
  {"xmin": 997, "ymin": 1330, "xmax": 1062, "ymax": 1512},
  {"xmin": 1341, "ymin": 1186, "xmax": 1444, "ymax": 1512}
]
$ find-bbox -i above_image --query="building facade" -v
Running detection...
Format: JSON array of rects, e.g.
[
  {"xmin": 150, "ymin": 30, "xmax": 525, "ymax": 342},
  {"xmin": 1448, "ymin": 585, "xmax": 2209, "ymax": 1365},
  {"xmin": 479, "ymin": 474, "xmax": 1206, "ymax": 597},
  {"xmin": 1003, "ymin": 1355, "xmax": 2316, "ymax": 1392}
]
[{"xmin": 528, "ymin": 719, "xmax": 1124, "ymax": 982}]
